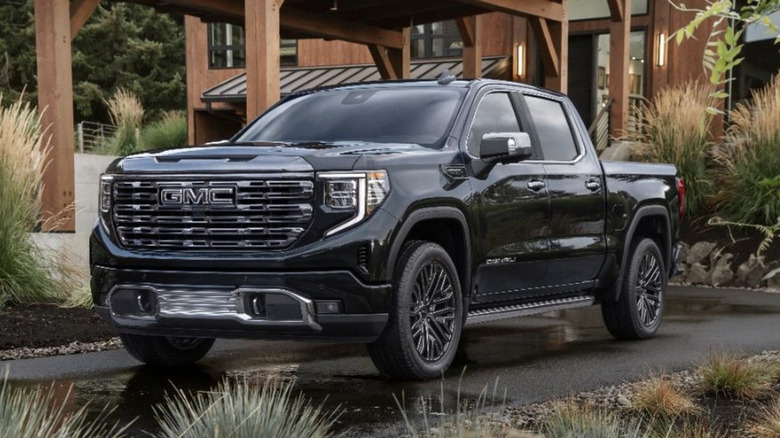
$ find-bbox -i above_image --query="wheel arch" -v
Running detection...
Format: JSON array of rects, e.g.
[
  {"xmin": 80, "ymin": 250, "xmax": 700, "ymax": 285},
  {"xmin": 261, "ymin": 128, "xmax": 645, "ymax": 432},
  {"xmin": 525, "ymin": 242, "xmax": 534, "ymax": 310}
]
[
  {"xmin": 387, "ymin": 207, "xmax": 472, "ymax": 300},
  {"xmin": 611, "ymin": 204, "xmax": 672, "ymax": 301}
]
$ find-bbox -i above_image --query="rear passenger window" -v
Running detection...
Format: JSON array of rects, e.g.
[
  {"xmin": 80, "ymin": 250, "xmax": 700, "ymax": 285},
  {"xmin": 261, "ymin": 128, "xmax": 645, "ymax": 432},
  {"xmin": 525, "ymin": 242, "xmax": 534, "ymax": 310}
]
[
  {"xmin": 467, "ymin": 93, "xmax": 521, "ymax": 156},
  {"xmin": 524, "ymin": 96, "xmax": 578, "ymax": 161}
]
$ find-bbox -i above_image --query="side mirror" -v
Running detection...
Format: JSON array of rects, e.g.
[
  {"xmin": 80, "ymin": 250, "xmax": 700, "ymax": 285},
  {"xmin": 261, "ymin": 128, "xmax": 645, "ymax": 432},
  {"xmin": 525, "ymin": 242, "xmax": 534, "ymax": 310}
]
[{"xmin": 479, "ymin": 132, "xmax": 533, "ymax": 163}]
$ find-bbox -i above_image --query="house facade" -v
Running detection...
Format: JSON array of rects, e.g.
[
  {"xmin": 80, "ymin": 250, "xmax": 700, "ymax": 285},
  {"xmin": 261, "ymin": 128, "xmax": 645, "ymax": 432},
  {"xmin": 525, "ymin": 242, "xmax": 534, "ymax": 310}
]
[{"xmin": 184, "ymin": 0, "xmax": 739, "ymax": 146}]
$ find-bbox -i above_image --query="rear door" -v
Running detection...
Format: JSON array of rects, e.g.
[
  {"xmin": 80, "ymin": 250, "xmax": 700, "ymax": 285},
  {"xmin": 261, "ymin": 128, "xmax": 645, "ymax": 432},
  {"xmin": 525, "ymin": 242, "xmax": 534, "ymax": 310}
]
[
  {"xmin": 520, "ymin": 93, "xmax": 607, "ymax": 290},
  {"xmin": 466, "ymin": 88, "xmax": 551, "ymax": 304}
]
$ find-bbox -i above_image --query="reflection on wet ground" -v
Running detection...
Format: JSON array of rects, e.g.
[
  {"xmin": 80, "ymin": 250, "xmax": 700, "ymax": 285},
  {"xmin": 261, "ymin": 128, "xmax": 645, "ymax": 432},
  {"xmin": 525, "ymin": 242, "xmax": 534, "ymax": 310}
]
[{"xmin": 6, "ymin": 287, "xmax": 780, "ymax": 437}]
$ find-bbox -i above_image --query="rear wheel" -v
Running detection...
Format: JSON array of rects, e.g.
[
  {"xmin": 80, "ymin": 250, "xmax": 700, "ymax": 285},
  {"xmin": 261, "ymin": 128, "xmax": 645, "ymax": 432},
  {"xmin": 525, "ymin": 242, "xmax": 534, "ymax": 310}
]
[
  {"xmin": 368, "ymin": 241, "xmax": 463, "ymax": 380},
  {"xmin": 119, "ymin": 333, "xmax": 214, "ymax": 366},
  {"xmin": 602, "ymin": 238, "xmax": 667, "ymax": 340}
]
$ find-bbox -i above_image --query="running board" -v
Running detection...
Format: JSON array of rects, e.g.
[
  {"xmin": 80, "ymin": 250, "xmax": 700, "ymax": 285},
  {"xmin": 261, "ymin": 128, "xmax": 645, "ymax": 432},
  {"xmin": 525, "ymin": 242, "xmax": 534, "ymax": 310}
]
[{"xmin": 466, "ymin": 295, "xmax": 595, "ymax": 326}]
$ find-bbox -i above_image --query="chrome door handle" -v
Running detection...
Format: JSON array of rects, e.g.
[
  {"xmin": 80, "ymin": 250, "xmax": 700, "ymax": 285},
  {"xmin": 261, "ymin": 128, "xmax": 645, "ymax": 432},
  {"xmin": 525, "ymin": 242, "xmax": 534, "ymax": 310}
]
[
  {"xmin": 585, "ymin": 179, "xmax": 601, "ymax": 191},
  {"xmin": 527, "ymin": 180, "xmax": 546, "ymax": 191}
]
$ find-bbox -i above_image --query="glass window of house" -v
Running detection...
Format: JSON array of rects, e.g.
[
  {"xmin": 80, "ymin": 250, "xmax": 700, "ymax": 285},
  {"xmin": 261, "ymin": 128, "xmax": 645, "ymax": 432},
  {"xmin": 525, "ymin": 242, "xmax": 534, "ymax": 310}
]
[
  {"xmin": 411, "ymin": 20, "xmax": 463, "ymax": 58},
  {"xmin": 208, "ymin": 24, "xmax": 298, "ymax": 69},
  {"xmin": 569, "ymin": 0, "xmax": 648, "ymax": 21}
]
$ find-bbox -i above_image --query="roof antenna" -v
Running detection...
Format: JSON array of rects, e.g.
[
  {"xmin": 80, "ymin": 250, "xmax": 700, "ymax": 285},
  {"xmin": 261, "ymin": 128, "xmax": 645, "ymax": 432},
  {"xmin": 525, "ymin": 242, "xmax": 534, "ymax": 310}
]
[{"xmin": 438, "ymin": 69, "xmax": 456, "ymax": 85}]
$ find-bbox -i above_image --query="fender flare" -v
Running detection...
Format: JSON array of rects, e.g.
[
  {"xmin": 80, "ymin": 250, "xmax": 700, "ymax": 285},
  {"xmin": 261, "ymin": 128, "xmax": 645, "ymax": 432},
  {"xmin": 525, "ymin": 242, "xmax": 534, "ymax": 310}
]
[
  {"xmin": 612, "ymin": 204, "xmax": 672, "ymax": 301},
  {"xmin": 386, "ymin": 206, "xmax": 472, "ymax": 297}
]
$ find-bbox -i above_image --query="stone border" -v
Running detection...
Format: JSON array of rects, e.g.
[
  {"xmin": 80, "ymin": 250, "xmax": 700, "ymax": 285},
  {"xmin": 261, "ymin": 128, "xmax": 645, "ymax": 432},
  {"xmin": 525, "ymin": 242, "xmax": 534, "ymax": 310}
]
[
  {"xmin": 674, "ymin": 241, "xmax": 780, "ymax": 290},
  {"xmin": 0, "ymin": 338, "xmax": 121, "ymax": 361}
]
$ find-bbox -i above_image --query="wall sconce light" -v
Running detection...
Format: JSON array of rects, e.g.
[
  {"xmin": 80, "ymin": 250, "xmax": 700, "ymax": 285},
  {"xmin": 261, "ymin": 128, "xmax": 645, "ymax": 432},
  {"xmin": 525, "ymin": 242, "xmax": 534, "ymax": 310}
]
[
  {"xmin": 516, "ymin": 44, "xmax": 525, "ymax": 77},
  {"xmin": 656, "ymin": 33, "xmax": 667, "ymax": 67}
]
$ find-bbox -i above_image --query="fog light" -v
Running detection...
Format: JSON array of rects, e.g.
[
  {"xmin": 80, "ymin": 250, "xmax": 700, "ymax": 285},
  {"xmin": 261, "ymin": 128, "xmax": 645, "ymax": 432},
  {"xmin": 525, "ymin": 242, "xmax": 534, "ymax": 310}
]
[
  {"xmin": 137, "ymin": 290, "xmax": 153, "ymax": 314},
  {"xmin": 315, "ymin": 300, "xmax": 342, "ymax": 314},
  {"xmin": 250, "ymin": 295, "xmax": 266, "ymax": 317}
]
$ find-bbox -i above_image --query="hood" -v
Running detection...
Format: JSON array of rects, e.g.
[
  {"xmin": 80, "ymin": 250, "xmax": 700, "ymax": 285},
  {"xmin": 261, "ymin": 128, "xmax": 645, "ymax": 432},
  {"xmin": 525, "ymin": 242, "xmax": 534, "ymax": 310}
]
[{"xmin": 107, "ymin": 142, "xmax": 438, "ymax": 174}]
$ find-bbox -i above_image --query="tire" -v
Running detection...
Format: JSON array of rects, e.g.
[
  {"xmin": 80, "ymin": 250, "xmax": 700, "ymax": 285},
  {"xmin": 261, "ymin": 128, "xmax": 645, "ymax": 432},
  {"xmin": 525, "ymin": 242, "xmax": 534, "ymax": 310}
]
[
  {"xmin": 602, "ymin": 238, "xmax": 667, "ymax": 340},
  {"xmin": 368, "ymin": 241, "xmax": 464, "ymax": 380},
  {"xmin": 119, "ymin": 333, "xmax": 215, "ymax": 366}
]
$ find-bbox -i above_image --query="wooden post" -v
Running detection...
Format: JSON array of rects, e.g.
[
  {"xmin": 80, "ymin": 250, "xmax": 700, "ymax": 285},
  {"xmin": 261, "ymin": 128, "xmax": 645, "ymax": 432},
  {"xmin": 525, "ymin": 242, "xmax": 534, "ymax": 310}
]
[
  {"xmin": 457, "ymin": 16, "xmax": 482, "ymax": 79},
  {"xmin": 245, "ymin": 0, "xmax": 283, "ymax": 120},
  {"xmin": 387, "ymin": 27, "xmax": 411, "ymax": 79},
  {"xmin": 545, "ymin": 0, "xmax": 567, "ymax": 93},
  {"xmin": 34, "ymin": 0, "xmax": 75, "ymax": 231},
  {"xmin": 649, "ymin": 0, "xmax": 670, "ymax": 99},
  {"xmin": 609, "ymin": 0, "xmax": 631, "ymax": 137}
]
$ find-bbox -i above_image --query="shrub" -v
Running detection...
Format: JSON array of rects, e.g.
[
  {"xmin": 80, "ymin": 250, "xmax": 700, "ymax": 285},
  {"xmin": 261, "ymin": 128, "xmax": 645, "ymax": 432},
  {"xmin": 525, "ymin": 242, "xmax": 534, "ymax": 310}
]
[
  {"xmin": 630, "ymin": 82, "xmax": 716, "ymax": 219},
  {"xmin": 633, "ymin": 377, "xmax": 696, "ymax": 418},
  {"xmin": 138, "ymin": 111, "xmax": 187, "ymax": 151},
  {"xmin": 62, "ymin": 285, "xmax": 93, "ymax": 309},
  {"xmin": 155, "ymin": 378, "xmax": 338, "ymax": 438},
  {"xmin": 0, "ymin": 372, "xmax": 127, "ymax": 437},
  {"xmin": 713, "ymin": 75, "xmax": 780, "ymax": 225},
  {"xmin": 698, "ymin": 353, "xmax": 771, "ymax": 399},
  {"xmin": 0, "ymin": 97, "xmax": 63, "ymax": 306},
  {"xmin": 104, "ymin": 88, "xmax": 144, "ymax": 156}
]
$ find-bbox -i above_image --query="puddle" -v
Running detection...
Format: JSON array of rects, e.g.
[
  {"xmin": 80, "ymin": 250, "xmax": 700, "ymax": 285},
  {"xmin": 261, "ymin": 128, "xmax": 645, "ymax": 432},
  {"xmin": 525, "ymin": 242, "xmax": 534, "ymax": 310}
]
[{"xmin": 6, "ymin": 288, "xmax": 780, "ymax": 436}]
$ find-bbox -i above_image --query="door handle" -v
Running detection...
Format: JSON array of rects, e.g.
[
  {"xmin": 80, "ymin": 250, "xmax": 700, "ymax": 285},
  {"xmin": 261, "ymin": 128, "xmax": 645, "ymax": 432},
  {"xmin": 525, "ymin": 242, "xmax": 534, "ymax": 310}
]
[
  {"xmin": 585, "ymin": 179, "xmax": 602, "ymax": 191},
  {"xmin": 527, "ymin": 180, "xmax": 546, "ymax": 191}
]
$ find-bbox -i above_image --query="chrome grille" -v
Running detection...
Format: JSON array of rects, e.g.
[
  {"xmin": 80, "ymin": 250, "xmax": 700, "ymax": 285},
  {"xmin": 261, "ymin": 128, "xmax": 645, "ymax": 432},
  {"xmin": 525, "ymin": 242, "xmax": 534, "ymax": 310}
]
[
  {"xmin": 112, "ymin": 176, "xmax": 314, "ymax": 249},
  {"xmin": 157, "ymin": 289, "xmax": 239, "ymax": 318}
]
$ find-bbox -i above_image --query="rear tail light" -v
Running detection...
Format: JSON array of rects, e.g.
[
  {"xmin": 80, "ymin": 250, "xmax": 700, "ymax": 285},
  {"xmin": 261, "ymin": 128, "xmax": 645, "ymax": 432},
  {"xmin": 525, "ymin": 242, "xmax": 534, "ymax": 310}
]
[{"xmin": 676, "ymin": 177, "xmax": 685, "ymax": 222}]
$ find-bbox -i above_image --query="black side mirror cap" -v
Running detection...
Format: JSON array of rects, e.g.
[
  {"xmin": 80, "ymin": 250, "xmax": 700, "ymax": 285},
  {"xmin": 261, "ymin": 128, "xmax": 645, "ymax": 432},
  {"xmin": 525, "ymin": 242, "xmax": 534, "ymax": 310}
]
[{"xmin": 480, "ymin": 132, "xmax": 533, "ymax": 162}]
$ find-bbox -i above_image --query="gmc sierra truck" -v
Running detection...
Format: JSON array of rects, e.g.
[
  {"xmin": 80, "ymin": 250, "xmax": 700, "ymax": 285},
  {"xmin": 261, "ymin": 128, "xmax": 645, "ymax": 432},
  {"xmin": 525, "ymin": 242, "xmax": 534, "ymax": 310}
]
[{"xmin": 91, "ymin": 76, "xmax": 683, "ymax": 380}]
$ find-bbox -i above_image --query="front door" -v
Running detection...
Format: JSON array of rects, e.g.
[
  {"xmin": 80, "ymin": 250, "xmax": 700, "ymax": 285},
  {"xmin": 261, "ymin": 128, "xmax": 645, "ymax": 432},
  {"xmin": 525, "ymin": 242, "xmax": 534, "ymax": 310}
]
[{"xmin": 466, "ymin": 90, "xmax": 551, "ymax": 304}]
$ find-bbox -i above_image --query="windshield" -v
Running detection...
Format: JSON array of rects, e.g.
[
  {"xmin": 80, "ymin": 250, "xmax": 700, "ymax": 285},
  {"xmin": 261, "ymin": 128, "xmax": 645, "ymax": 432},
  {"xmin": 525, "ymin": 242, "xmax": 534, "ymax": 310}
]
[{"xmin": 234, "ymin": 87, "xmax": 465, "ymax": 148}]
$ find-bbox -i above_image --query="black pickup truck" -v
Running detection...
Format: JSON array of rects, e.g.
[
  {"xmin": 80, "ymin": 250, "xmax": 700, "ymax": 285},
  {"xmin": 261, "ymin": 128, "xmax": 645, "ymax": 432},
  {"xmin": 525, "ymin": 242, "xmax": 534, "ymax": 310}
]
[{"xmin": 91, "ymin": 77, "xmax": 683, "ymax": 380}]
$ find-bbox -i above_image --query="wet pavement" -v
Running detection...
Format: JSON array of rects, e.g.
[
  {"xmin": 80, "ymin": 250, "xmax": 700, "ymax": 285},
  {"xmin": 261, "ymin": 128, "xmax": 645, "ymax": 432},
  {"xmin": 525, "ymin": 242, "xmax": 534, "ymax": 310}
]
[{"xmin": 5, "ymin": 285, "xmax": 780, "ymax": 436}]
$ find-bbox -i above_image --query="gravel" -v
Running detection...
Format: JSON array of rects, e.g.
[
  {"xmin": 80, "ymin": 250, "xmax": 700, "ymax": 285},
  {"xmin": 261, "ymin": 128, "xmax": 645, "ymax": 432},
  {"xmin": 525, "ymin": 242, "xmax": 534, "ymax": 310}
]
[{"xmin": 0, "ymin": 337, "xmax": 122, "ymax": 361}]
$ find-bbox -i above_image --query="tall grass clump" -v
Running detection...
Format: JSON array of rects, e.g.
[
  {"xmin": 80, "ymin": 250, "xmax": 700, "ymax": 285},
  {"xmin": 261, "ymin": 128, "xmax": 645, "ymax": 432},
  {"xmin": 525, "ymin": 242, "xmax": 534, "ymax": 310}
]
[
  {"xmin": 0, "ymin": 97, "xmax": 62, "ymax": 307},
  {"xmin": 539, "ymin": 402, "xmax": 652, "ymax": 438},
  {"xmin": 631, "ymin": 82, "xmax": 716, "ymax": 218},
  {"xmin": 634, "ymin": 377, "xmax": 696, "ymax": 418},
  {"xmin": 0, "ymin": 371, "xmax": 128, "ymax": 438},
  {"xmin": 749, "ymin": 397, "xmax": 780, "ymax": 438},
  {"xmin": 105, "ymin": 88, "xmax": 144, "ymax": 156},
  {"xmin": 155, "ymin": 378, "xmax": 338, "ymax": 438},
  {"xmin": 698, "ymin": 353, "xmax": 772, "ymax": 399},
  {"xmin": 138, "ymin": 110, "xmax": 187, "ymax": 151},
  {"xmin": 713, "ymin": 75, "xmax": 780, "ymax": 225}
]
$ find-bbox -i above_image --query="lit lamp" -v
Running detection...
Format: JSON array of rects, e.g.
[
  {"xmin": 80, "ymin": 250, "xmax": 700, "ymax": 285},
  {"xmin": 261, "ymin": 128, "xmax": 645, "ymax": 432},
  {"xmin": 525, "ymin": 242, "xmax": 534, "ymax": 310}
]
[
  {"xmin": 656, "ymin": 33, "xmax": 667, "ymax": 67},
  {"xmin": 516, "ymin": 44, "xmax": 525, "ymax": 77}
]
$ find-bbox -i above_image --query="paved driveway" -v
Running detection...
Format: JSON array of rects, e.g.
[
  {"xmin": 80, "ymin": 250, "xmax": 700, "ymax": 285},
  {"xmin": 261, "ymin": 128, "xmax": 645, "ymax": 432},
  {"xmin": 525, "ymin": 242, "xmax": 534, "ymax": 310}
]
[{"xmin": 5, "ymin": 286, "xmax": 780, "ymax": 436}]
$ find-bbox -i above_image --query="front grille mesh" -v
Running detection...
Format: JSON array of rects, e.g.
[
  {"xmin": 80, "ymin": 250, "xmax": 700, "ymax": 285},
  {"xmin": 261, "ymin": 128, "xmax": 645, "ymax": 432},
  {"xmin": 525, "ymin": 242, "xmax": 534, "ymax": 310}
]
[{"xmin": 112, "ymin": 177, "xmax": 314, "ymax": 249}]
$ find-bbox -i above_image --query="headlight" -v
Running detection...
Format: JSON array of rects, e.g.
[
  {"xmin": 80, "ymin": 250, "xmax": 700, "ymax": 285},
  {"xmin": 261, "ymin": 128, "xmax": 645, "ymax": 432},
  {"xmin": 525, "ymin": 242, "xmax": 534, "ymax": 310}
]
[
  {"xmin": 319, "ymin": 170, "xmax": 389, "ymax": 236},
  {"xmin": 100, "ymin": 174, "xmax": 113, "ymax": 213}
]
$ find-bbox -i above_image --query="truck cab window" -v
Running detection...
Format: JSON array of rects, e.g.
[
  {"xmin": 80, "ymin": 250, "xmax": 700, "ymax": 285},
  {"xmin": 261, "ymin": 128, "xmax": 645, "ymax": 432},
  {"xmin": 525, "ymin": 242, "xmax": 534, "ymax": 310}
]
[
  {"xmin": 468, "ymin": 93, "xmax": 522, "ymax": 156},
  {"xmin": 524, "ymin": 96, "xmax": 579, "ymax": 161}
]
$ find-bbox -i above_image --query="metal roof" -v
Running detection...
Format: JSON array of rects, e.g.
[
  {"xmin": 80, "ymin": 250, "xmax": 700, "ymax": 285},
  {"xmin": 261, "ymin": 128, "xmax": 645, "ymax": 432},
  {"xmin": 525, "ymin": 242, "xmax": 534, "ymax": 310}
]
[{"xmin": 201, "ymin": 56, "xmax": 510, "ymax": 103}]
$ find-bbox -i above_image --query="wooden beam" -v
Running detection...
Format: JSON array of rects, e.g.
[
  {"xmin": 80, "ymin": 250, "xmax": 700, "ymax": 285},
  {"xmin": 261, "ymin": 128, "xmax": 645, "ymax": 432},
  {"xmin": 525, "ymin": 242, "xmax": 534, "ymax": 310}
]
[
  {"xmin": 245, "ymin": 0, "xmax": 282, "ymax": 119},
  {"xmin": 457, "ymin": 16, "xmax": 482, "ymax": 79},
  {"xmin": 158, "ymin": 0, "xmax": 244, "ymax": 22},
  {"xmin": 368, "ymin": 44, "xmax": 397, "ymax": 79},
  {"xmin": 387, "ymin": 27, "xmax": 410, "ymax": 79},
  {"xmin": 70, "ymin": 0, "xmax": 100, "ymax": 40},
  {"xmin": 282, "ymin": 8, "xmax": 404, "ymax": 49},
  {"xmin": 529, "ymin": 17, "xmax": 559, "ymax": 77},
  {"xmin": 606, "ymin": 0, "xmax": 624, "ymax": 22},
  {"xmin": 456, "ymin": 0, "xmax": 563, "ymax": 21},
  {"xmin": 609, "ymin": 0, "xmax": 631, "ymax": 137},
  {"xmin": 34, "ymin": 0, "xmax": 76, "ymax": 230}
]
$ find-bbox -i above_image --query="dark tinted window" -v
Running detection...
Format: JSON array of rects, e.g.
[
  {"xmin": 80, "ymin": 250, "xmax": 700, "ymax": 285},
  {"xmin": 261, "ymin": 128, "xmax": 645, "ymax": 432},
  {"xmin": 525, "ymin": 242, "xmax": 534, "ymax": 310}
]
[
  {"xmin": 236, "ymin": 88, "xmax": 465, "ymax": 147},
  {"xmin": 468, "ymin": 93, "xmax": 521, "ymax": 156},
  {"xmin": 524, "ymin": 96, "xmax": 578, "ymax": 161}
]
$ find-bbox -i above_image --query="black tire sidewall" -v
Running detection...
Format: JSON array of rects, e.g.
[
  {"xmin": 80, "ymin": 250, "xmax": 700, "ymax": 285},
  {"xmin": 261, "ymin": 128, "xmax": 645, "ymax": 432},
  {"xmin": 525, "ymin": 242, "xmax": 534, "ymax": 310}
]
[
  {"xmin": 395, "ymin": 243, "xmax": 463, "ymax": 378},
  {"xmin": 623, "ymin": 238, "xmax": 667, "ymax": 338}
]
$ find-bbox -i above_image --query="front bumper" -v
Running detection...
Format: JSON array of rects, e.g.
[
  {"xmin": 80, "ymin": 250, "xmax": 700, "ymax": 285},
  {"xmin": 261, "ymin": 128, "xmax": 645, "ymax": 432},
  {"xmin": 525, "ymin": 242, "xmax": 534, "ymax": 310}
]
[{"xmin": 92, "ymin": 265, "xmax": 391, "ymax": 342}]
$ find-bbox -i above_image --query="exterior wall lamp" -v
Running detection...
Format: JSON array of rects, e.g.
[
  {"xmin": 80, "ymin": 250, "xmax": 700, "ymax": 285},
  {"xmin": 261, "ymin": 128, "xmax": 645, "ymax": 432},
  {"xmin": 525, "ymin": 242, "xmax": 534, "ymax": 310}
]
[
  {"xmin": 656, "ymin": 33, "xmax": 667, "ymax": 67},
  {"xmin": 516, "ymin": 43, "xmax": 525, "ymax": 77}
]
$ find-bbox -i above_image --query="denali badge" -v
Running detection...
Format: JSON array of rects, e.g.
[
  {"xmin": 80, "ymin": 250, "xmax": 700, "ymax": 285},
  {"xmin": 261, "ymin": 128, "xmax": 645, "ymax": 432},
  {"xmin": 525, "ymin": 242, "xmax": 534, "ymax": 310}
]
[{"xmin": 159, "ymin": 187, "xmax": 235, "ymax": 206}]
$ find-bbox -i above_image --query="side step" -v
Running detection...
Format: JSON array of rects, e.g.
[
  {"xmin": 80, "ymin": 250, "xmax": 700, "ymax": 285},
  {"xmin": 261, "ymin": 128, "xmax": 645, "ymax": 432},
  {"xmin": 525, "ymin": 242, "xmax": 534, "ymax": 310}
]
[{"xmin": 466, "ymin": 295, "xmax": 595, "ymax": 326}]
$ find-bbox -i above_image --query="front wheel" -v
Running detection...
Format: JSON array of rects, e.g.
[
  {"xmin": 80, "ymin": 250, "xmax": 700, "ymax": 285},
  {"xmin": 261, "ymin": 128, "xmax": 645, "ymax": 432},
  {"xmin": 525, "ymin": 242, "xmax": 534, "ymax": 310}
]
[
  {"xmin": 602, "ymin": 238, "xmax": 667, "ymax": 340},
  {"xmin": 368, "ymin": 241, "xmax": 463, "ymax": 380},
  {"xmin": 119, "ymin": 333, "xmax": 215, "ymax": 366}
]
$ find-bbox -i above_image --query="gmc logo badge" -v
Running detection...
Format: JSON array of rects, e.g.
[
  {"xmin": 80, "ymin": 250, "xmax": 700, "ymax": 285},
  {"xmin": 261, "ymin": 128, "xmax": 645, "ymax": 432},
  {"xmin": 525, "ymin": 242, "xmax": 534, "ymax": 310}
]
[{"xmin": 159, "ymin": 187, "xmax": 235, "ymax": 206}]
